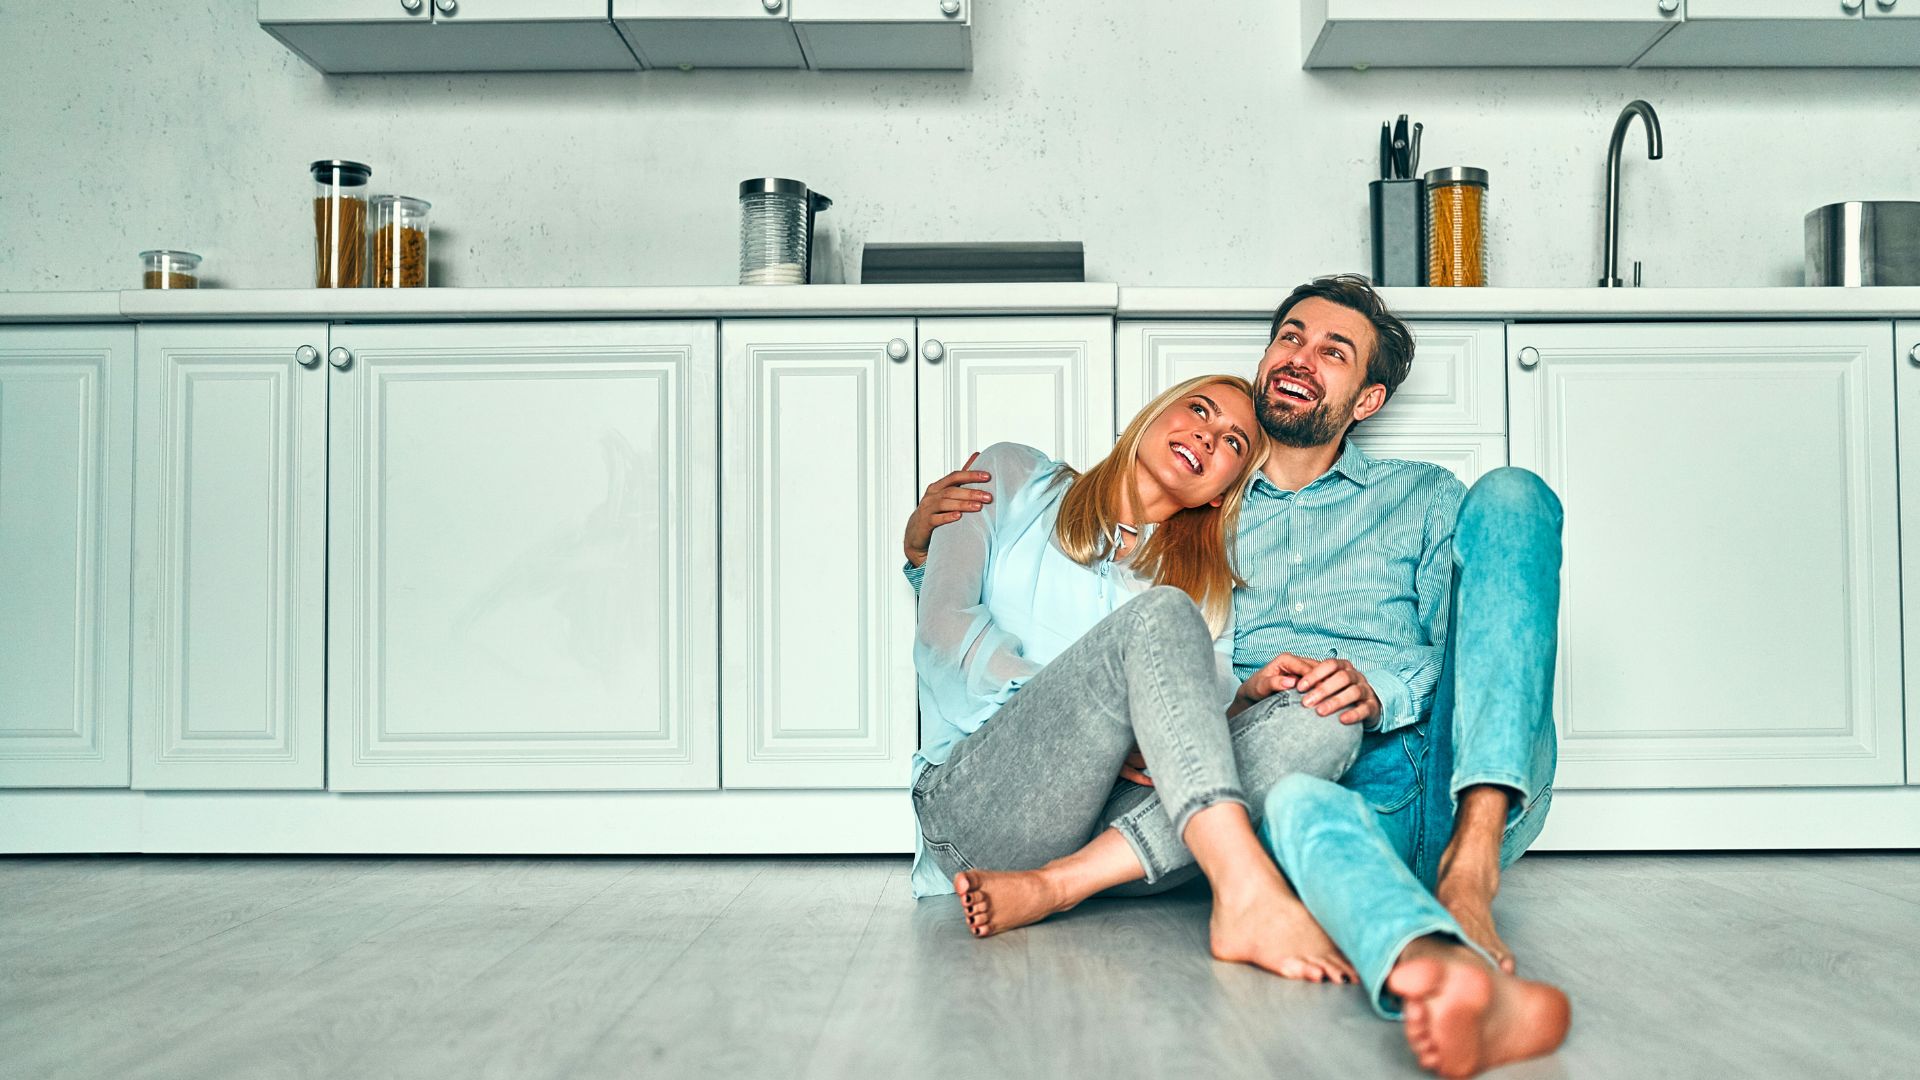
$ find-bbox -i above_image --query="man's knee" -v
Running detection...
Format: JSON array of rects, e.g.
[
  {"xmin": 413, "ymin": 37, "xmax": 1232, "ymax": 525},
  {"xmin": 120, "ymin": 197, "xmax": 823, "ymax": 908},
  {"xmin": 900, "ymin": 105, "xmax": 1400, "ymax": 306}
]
[
  {"xmin": 1263, "ymin": 773, "xmax": 1367, "ymax": 835},
  {"xmin": 1463, "ymin": 467, "xmax": 1562, "ymax": 529}
]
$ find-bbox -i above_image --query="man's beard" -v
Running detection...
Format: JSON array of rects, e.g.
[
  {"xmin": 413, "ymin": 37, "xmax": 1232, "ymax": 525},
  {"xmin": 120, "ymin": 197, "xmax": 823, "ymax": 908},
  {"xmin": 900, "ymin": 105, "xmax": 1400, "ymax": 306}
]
[{"xmin": 1255, "ymin": 379, "xmax": 1354, "ymax": 449}]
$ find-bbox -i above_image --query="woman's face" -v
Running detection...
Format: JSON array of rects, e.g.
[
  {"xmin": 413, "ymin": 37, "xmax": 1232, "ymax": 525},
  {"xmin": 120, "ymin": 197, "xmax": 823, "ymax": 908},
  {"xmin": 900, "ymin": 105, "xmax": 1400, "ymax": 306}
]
[{"xmin": 1136, "ymin": 384, "xmax": 1260, "ymax": 510}]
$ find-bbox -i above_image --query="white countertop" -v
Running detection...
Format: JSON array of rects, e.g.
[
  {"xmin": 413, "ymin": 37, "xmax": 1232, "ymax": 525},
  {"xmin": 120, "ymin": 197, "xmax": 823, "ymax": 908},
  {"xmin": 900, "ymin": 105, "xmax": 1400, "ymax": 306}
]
[{"xmin": 3, "ymin": 284, "xmax": 1919, "ymax": 323}]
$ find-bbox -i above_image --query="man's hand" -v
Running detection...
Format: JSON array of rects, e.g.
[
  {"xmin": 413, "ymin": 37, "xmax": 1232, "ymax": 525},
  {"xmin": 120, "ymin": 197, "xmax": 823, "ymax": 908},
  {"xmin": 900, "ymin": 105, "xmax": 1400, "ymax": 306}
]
[
  {"xmin": 904, "ymin": 452, "xmax": 993, "ymax": 568},
  {"xmin": 1233, "ymin": 653, "xmax": 1381, "ymax": 727},
  {"xmin": 1120, "ymin": 745, "xmax": 1152, "ymax": 787}
]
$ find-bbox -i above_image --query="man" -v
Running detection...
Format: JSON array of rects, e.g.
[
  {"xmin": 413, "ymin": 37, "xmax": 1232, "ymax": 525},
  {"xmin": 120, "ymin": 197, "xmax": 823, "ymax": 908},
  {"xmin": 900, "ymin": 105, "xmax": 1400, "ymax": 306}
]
[{"xmin": 902, "ymin": 275, "xmax": 1570, "ymax": 1077}]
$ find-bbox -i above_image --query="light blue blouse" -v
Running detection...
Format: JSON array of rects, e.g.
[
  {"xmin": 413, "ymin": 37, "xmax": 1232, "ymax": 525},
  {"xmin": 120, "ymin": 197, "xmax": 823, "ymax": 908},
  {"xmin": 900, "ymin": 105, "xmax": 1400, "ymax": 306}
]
[{"xmin": 905, "ymin": 442, "xmax": 1237, "ymax": 898}]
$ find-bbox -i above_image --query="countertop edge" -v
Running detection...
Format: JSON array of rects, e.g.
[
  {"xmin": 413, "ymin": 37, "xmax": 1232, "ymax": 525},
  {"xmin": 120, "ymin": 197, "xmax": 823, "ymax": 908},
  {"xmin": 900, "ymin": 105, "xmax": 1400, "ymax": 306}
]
[{"xmin": 1117, "ymin": 286, "xmax": 1920, "ymax": 320}]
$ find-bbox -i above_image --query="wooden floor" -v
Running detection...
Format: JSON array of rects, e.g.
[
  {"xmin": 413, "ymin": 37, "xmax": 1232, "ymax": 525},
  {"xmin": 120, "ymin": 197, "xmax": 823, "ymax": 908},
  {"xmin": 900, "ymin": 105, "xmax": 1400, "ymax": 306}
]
[{"xmin": 2, "ymin": 853, "xmax": 1916, "ymax": 1080}]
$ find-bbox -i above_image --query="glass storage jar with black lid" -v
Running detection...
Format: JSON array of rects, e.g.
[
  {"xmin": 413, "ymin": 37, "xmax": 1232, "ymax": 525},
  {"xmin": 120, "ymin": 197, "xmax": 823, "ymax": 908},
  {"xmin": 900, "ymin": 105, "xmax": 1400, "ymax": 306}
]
[{"xmin": 312, "ymin": 159, "xmax": 372, "ymax": 288}]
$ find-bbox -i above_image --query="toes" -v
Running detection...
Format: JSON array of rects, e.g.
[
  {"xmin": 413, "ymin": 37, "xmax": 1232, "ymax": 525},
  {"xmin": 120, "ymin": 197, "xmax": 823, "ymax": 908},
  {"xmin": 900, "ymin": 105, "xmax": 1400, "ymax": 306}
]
[{"xmin": 1499, "ymin": 954, "xmax": 1517, "ymax": 975}]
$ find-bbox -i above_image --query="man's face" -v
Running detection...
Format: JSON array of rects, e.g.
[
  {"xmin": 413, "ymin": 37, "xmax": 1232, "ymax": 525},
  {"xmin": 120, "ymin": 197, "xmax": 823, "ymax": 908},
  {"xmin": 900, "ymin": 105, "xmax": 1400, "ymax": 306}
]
[{"xmin": 1253, "ymin": 296, "xmax": 1384, "ymax": 449}]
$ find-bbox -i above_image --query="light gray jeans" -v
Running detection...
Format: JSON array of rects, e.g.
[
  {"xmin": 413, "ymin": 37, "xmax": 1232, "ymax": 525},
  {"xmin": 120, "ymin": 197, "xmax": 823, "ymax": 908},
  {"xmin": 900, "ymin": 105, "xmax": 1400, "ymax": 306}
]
[{"xmin": 912, "ymin": 586, "xmax": 1361, "ymax": 889}]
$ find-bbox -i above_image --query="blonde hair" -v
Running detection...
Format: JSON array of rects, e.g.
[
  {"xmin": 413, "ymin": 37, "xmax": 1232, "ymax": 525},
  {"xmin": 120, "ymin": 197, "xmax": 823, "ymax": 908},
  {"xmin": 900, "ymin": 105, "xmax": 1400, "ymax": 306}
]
[{"xmin": 1052, "ymin": 375, "xmax": 1270, "ymax": 633}]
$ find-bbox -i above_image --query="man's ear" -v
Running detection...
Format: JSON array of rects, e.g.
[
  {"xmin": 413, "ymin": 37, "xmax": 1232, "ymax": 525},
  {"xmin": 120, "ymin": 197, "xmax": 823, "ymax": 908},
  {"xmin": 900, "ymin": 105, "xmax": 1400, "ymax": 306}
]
[{"xmin": 1350, "ymin": 384, "xmax": 1388, "ymax": 424}]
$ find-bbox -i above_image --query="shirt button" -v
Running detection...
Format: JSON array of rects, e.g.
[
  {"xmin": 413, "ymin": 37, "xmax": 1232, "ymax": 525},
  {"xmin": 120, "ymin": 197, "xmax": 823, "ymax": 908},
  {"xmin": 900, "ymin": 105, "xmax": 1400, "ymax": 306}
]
[
  {"xmin": 1290, "ymin": 553, "xmax": 1304, "ymax": 565},
  {"xmin": 1293, "ymin": 601, "xmax": 1305, "ymax": 612}
]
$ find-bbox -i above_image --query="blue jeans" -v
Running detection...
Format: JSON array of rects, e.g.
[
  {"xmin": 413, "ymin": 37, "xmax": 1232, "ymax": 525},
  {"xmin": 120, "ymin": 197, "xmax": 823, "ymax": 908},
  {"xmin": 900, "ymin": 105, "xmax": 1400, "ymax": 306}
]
[{"xmin": 1259, "ymin": 467, "xmax": 1564, "ymax": 1018}]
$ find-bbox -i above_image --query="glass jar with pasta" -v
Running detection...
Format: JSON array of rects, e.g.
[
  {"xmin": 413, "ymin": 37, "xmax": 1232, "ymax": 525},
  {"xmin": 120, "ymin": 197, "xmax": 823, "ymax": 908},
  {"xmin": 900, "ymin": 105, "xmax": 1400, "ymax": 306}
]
[
  {"xmin": 311, "ymin": 160, "xmax": 372, "ymax": 288},
  {"xmin": 371, "ymin": 195, "xmax": 431, "ymax": 288},
  {"xmin": 1424, "ymin": 167, "xmax": 1489, "ymax": 288}
]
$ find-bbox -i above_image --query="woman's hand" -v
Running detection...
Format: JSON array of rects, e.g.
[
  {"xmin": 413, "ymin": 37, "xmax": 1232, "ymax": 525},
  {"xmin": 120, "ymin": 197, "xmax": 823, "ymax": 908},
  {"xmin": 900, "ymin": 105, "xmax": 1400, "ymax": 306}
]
[
  {"xmin": 904, "ymin": 452, "xmax": 994, "ymax": 567},
  {"xmin": 1231, "ymin": 653, "xmax": 1381, "ymax": 727},
  {"xmin": 1120, "ymin": 745, "xmax": 1153, "ymax": 786}
]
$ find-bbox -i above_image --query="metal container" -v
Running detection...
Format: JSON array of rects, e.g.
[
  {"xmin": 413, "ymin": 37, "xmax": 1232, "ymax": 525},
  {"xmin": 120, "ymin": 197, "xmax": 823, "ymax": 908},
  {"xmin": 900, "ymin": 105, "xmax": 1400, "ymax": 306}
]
[
  {"xmin": 1805, "ymin": 201, "xmax": 1920, "ymax": 286},
  {"xmin": 739, "ymin": 178, "xmax": 832, "ymax": 285}
]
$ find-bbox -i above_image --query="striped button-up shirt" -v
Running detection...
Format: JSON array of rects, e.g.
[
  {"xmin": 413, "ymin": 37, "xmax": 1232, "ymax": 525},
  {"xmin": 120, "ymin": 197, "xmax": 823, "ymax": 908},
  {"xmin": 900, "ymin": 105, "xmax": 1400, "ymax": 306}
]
[{"xmin": 1231, "ymin": 440, "xmax": 1464, "ymax": 733}]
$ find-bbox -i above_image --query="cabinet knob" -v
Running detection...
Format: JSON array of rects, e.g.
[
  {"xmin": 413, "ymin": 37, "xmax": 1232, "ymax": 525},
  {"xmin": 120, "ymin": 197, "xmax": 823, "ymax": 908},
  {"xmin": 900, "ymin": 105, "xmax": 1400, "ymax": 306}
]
[
  {"xmin": 1657, "ymin": 0, "xmax": 1678, "ymax": 12},
  {"xmin": 328, "ymin": 347, "xmax": 354, "ymax": 371},
  {"xmin": 886, "ymin": 338, "xmax": 910, "ymax": 362},
  {"xmin": 1842, "ymin": 0, "xmax": 1864, "ymax": 11},
  {"xmin": 941, "ymin": 0, "xmax": 963, "ymax": 15},
  {"xmin": 1877, "ymin": 0, "xmax": 1897, "ymax": 10},
  {"xmin": 1516, "ymin": 346, "xmax": 1541, "ymax": 371},
  {"xmin": 763, "ymin": 0, "xmax": 783, "ymax": 12},
  {"xmin": 922, "ymin": 339, "xmax": 946, "ymax": 363},
  {"xmin": 295, "ymin": 345, "xmax": 321, "ymax": 368},
  {"xmin": 434, "ymin": 0, "xmax": 456, "ymax": 13},
  {"xmin": 1909, "ymin": 343, "xmax": 1920, "ymax": 367},
  {"xmin": 401, "ymin": 0, "xmax": 423, "ymax": 11}
]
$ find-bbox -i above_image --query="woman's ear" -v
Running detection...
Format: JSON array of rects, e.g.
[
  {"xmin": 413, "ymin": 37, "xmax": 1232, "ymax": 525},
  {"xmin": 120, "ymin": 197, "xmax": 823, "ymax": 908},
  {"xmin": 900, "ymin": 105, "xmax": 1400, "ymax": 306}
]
[{"xmin": 1209, "ymin": 495, "xmax": 1225, "ymax": 508}]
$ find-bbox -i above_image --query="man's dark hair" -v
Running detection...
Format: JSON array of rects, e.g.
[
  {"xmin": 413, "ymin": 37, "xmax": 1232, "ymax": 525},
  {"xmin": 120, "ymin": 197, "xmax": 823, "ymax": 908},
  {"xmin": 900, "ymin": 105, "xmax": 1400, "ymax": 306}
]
[{"xmin": 1266, "ymin": 274, "xmax": 1416, "ymax": 408}]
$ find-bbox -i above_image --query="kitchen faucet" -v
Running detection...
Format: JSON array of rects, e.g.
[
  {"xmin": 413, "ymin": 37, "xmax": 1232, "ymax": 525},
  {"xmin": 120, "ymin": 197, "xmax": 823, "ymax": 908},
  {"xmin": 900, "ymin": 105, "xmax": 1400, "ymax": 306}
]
[{"xmin": 1599, "ymin": 99, "xmax": 1663, "ymax": 288}]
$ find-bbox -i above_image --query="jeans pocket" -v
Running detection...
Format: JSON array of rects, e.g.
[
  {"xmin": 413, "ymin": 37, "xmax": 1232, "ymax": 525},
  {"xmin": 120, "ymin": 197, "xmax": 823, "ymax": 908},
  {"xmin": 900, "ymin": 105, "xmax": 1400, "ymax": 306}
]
[{"xmin": 925, "ymin": 839, "xmax": 975, "ymax": 879}]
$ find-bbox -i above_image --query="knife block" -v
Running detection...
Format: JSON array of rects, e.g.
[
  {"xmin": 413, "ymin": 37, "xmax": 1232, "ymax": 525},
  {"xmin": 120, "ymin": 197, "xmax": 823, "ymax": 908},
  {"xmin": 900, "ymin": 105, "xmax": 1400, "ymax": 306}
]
[{"xmin": 1368, "ymin": 179, "xmax": 1428, "ymax": 288}]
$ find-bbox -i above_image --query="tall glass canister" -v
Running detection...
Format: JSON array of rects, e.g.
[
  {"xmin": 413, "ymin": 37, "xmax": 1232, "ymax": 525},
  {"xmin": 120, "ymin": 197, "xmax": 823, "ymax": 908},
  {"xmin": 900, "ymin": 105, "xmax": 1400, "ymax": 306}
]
[
  {"xmin": 372, "ymin": 195, "xmax": 431, "ymax": 288},
  {"xmin": 312, "ymin": 160, "xmax": 372, "ymax": 288},
  {"xmin": 739, "ymin": 178, "xmax": 832, "ymax": 285},
  {"xmin": 1424, "ymin": 167, "xmax": 1489, "ymax": 287}
]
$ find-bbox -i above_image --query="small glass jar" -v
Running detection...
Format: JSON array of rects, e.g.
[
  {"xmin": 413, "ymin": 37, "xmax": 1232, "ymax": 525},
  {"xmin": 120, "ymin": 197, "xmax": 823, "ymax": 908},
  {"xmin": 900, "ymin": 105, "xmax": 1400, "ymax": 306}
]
[
  {"xmin": 372, "ymin": 195, "xmax": 431, "ymax": 288},
  {"xmin": 311, "ymin": 159, "xmax": 372, "ymax": 288},
  {"xmin": 140, "ymin": 250, "xmax": 201, "ymax": 290},
  {"xmin": 1425, "ymin": 167, "xmax": 1490, "ymax": 288}
]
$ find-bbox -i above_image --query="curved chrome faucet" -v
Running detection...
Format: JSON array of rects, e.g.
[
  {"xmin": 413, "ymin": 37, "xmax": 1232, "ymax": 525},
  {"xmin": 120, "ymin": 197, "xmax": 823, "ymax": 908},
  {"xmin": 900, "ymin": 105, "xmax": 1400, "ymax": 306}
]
[{"xmin": 1600, "ymin": 100, "xmax": 1663, "ymax": 288}]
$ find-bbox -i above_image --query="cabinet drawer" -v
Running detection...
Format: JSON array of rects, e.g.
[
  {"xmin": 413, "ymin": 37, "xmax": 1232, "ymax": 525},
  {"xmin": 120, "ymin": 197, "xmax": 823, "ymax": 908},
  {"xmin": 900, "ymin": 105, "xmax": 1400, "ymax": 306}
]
[{"xmin": 1116, "ymin": 320, "xmax": 1504, "ymax": 436}]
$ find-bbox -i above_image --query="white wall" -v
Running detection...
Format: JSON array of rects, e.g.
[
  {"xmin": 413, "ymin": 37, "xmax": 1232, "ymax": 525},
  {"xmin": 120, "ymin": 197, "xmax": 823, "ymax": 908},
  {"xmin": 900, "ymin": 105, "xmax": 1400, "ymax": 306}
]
[{"xmin": 1, "ymin": 1, "xmax": 1916, "ymax": 291}]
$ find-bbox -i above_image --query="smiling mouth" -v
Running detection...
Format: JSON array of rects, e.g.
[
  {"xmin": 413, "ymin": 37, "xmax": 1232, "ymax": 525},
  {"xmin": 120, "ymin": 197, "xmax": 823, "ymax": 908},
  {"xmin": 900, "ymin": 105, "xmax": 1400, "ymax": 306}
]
[
  {"xmin": 1268, "ymin": 373, "xmax": 1321, "ymax": 405},
  {"xmin": 1171, "ymin": 443, "xmax": 1203, "ymax": 475}
]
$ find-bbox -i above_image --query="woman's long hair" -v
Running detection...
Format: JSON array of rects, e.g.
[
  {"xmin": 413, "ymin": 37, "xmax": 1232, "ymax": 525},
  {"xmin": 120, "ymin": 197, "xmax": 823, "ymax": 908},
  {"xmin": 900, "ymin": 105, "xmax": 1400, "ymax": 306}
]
[{"xmin": 1052, "ymin": 375, "xmax": 1270, "ymax": 634}]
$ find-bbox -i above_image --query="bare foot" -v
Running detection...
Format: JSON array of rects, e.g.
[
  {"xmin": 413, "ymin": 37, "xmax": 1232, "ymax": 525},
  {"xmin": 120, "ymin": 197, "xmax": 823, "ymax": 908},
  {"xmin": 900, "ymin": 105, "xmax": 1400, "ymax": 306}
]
[
  {"xmin": 1436, "ymin": 876, "xmax": 1515, "ymax": 974},
  {"xmin": 1386, "ymin": 941, "xmax": 1570, "ymax": 1078},
  {"xmin": 952, "ymin": 869, "xmax": 1070, "ymax": 938},
  {"xmin": 1207, "ymin": 878, "xmax": 1358, "ymax": 984}
]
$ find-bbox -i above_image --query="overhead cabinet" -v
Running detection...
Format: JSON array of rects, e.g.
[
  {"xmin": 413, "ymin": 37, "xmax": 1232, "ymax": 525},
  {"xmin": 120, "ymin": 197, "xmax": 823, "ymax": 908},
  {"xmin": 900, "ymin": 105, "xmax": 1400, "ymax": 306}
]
[
  {"xmin": 0, "ymin": 327, "xmax": 135, "ymax": 789},
  {"xmin": 615, "ymin": 0, "xmax": 806, "ymax": 70},
  {"xmin": 1301, "ymin": 0, "xmax": 1682, "ymax": 70},
  {"xmin": 259, "ymin": 0, "xmax": 640, "ymax": 74},
  {"xmin": 1638, "ymin": 0, "xmax": 1920, "ymax": 68},
  {"xmin": 614, "ymin": 0, "xmax": 973, "ymax": 71}
]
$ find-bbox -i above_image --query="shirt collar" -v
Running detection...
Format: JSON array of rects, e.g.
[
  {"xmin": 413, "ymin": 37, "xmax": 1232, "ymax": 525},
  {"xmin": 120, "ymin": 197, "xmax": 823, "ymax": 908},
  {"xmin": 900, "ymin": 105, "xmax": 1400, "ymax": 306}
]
[{"xmin": 1250, "ymin": 439, "xmax": 1372, "ymax": 496}]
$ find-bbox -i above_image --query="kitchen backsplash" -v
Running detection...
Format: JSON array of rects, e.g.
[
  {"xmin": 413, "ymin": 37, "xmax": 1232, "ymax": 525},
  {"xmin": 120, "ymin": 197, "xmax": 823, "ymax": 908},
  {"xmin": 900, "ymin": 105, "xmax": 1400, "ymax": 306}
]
[{"xmin": 1, "ymin": 1, "xmax": 1917, "ymax": 291}]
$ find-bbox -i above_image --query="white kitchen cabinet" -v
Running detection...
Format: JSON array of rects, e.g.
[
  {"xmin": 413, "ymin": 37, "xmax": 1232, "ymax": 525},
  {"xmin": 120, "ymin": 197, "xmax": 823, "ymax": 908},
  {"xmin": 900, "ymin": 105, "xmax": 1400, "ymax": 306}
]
[
  {"xmin": 260, "ymin": 0, "xmax": 639, "ymax": 74},
  {"xmin": 794, "ymin": 0, "xmax": 972, "ymax": 70},
  {"xmin": 1637, "ymin": 0, "xmax": 1920, "ymax": 67},
  {"xmin": 614, "ymin": 0, "xmax": 805, "ymax": 70},
  {"xmin": 1301, "ymin": 1, "xmax": 1681, "ymax": 70},
  {"xmin": 1114, "ymin": 320, "xmax": 1507, "ymax": 484},
  {"xmin": 1510, "ymin": 322, "xmax": 1903, "ymax": 788},
  {"xmin": 1898, "ymin": 321, "xmax": 1920, "ymax": 785},
  {"xmin": 131, "ymin": 325, "xmax": 329, "ymax": 790},
  {"xmin": 0, "ymin": 327, "xmax": 135, "ymax": 788},
  {"xmin": 326, "ymin": 321, "xmax": 719, "ymax": 791},
  {"xmin": 917, "ymin": 316, "xmax": 1114, "ymax": 480},
  {"xmin": 720, "ymin": 318, "xmax": 919, "ymax": 789}
]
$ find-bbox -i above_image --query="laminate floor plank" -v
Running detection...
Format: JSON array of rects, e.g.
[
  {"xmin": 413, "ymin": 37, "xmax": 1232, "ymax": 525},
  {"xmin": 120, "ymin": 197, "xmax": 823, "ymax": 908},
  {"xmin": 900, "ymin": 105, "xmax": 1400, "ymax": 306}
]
[{"xmin": 3, "ymin": 853, "xmax": 1915, "ymax": 1080}]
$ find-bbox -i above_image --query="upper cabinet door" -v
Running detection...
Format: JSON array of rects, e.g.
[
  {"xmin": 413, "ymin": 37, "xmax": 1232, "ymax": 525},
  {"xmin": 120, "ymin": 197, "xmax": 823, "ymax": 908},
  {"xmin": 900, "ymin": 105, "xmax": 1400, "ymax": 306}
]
[
  {"xmin": 1510, "ymin": 322, "xmax": 1903, "ymax": 788},
  {"xmin": 0, "ymin": 327, "xmax": 135, "ymax": 789},
  {"xmin": 1684, "ymin": 0, "xmax": 1860, "ymax": 17},
  {"xmin": 720, "ymin": 318, "xmax": 919, "ymax": 789},
  {"xmin": 1638, "ymin": 0, "xmax": 1920, "ymax": 66},
  {"xmin": 1867, "ymin": 0, "xmax": 1920, "ymax": 18},
  {"xmin": 326, "ymin": 321, "xmax": 719, "ymax": 791},
  {"xmin": 794, "ymin": 0, "xmax": 972, "ymax": 70},
  {"xmin": 422, "ymin": 0, "xmax": 640, "ymax": 72},
  {"xmin": 1303, "ymin": 1, "xmax": 1681, "ymax": 69},
  {"xmin": 1897, "ymin": 321, "xmax": 1920, "ymax": 785},
  {"xmin": 614, "ymin": 0, "xmax": 806, "ymax": 69},
  {"xmin": 132, "ymin": 324, "xmax": 329, "ymax": 790},
  {"xmin": 258, "ymin": 0, "xmax": 437, "ymax": 73},
  {"xmin": 917, "ymin": 316, "xmax": 1115, "ymax": 479}
]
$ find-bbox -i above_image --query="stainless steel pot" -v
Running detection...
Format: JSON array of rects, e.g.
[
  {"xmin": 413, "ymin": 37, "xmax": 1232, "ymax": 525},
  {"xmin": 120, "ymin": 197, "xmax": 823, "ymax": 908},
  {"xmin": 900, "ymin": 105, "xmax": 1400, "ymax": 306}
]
[{"xmin": 1805, "ymin": 201, "xmax": 1920, "ymax": 286}]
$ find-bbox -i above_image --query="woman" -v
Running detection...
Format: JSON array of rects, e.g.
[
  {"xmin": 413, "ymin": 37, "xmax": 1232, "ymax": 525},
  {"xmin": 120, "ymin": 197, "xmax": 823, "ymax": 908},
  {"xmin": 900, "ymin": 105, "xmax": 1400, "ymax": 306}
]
[{"xmin": 909, "ymin": 375, "xmax": 1363, "ymax": 983}]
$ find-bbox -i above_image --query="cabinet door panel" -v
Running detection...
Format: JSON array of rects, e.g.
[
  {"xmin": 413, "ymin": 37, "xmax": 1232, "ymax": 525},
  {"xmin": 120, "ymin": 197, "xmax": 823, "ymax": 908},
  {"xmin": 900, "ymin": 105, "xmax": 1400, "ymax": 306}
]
[
  {"xmin": 917, "ymin": 316, "xmax": 1114, "ymax": 478},
  {"xmin": 1685, "ymin": 0, "xmax": 1858, "ymax": 18},
  {"xmin": 1115, "ymin": 320, "xmax": 1502, "ymax": 437},
  {"xmin": 722, "ymin": 319, "xmax": 918, "ymax": 788},
  {"xmin": 1898, "ymin": 321, "xmax": 1920, "ymax": 784},
  {"xmin": 328, "ymin": 322, "xmax": 718, "ymax": 791},
  {"xmin": 1511, "ymin": 322, "xmax": 1902, "ymax": 788},
  {"xmin": 427, "ymin": 0, "xmax": 638, "ymax": 71},
  {"xmin": 613, "ymin": 0, "xmax": 804, "ymax": 68},
  {"xmin": 133, "ymin": 325, "xmax": 328, "ymax": 790},
  {"xmin": 0, "ymin": 327, "xmax": 134, "ymax": 788},
  {"xmin": 1348, "ymin": 434, "xmax": 1507, "ymax": 486}
]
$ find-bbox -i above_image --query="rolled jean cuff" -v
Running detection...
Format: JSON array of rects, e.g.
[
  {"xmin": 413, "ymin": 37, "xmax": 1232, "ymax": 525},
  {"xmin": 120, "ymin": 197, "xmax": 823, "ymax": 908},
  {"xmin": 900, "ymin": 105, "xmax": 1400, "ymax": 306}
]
[
  {"xmin": 1449, "ymin": 769, "xmax": 1536, "ymax": 820},
  {"xmin": 1117, "ymin": 787, "xmax": 1247, "ymax": 884},
  {"xmin": 1367, "ymin": 923, "xmax": 1504, "ymax": 1021}
]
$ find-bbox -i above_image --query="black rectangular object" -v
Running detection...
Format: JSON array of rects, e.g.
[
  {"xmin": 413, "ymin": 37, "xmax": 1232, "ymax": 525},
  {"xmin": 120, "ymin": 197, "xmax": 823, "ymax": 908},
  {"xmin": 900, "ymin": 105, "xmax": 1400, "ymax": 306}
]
[
  {"xmin": 1368, "ymin": 179, "xmax": 1428, "ymax": 288},
  {"xmin": 862, "ymin": 242, "xmax": 1085, "ymax": 284}
]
